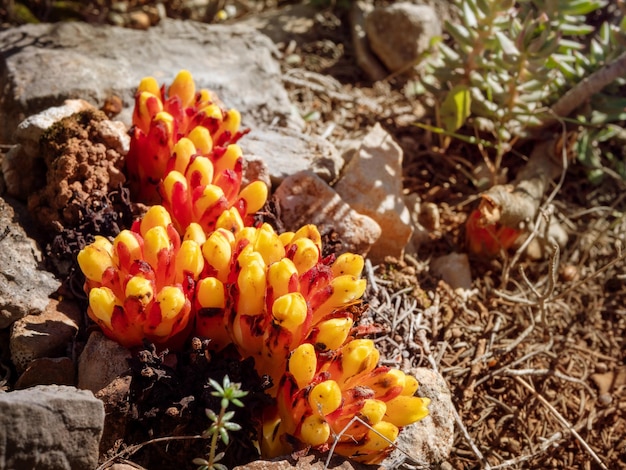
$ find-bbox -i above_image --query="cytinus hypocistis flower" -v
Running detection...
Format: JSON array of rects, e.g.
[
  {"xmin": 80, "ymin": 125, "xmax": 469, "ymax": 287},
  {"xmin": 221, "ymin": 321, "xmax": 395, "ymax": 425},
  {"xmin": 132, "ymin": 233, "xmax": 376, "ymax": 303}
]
[
  {"xmin": 126, "ymin": 69, "xmax": 247, "ymax": 204},
  {"xmin": 77, "ymin": 70, "xmax": 430, "ymax": 465}
]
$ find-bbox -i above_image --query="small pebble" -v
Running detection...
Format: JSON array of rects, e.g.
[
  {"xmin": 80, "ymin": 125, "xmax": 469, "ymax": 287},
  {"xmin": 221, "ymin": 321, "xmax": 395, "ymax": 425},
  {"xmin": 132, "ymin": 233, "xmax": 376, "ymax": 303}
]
[{"xmin": 598, "ymin": 393, "xmax": 612, "ymax": 406}]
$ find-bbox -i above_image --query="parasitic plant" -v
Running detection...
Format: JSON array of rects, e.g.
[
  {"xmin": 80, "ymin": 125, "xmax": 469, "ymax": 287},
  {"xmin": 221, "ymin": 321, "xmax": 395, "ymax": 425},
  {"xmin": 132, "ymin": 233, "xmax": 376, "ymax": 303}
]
[{"xmin": 78, "ymin": 70, "xmax": 430, "ymax": 464}]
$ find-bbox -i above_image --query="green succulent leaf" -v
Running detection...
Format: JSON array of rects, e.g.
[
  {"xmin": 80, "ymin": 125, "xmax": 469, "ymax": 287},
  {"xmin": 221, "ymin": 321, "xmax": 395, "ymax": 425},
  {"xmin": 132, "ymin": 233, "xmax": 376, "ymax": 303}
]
[{"xmin": 440, "ymin": 85, "xmax": 472, "ymax": 133}]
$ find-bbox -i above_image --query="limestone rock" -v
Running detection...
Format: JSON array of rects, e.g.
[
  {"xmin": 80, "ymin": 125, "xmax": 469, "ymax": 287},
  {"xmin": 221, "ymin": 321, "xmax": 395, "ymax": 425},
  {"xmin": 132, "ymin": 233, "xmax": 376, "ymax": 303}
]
[
  {"xmin": 334, "ymin": 124, "xmax": 413, "ymax": 263},
  {"xmin": 0, "ymin": 197, "xmax": 60, "ymax": 329},
  {"xmin": 14, "ymin": 356, "xmax": 76, "ymax": 389},
  {"xmin": 0, "ymin": 385, "xmax": 104, "ymax": 470},
  {"xmin": 365, "ymin": 3, "xmax": 441, "ymax": 73},
  {"xmin": 0, "ymin": 19, "xmax": 302, "ymax": 143},
  {"xmin": 9, "ymin": 298, "xmax": 81, "ymax": 373},
  {"xmin": 384, "ymin": 368, "xmax": 454, "ymax": 468},
  {"xmin": 242, "ymin": 127, "xmax": 344, "ymax": 185},
  {"xmin": 78, "ymin": 331, "xmax": 131, "ymax": 393},
  {"xmin": 233, "ymin": 451, "xmax": 369, "ymax": 470},
  {"xmin": 274, "ymin": 171, "xmax": 381, "ymax": 256}
]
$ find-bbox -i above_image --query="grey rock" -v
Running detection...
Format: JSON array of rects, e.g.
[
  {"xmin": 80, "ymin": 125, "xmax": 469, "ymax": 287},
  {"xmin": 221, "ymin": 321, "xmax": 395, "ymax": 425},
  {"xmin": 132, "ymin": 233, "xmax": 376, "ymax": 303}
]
[
  {"xmin": 365, "ymin": 3, "xmax": 442, "ymax": 73},
  {"xmin": 0, "ymin": 19, "xmax": 302, "ymax": 143},
  {"xmin": 0, "ymin": 197, "xmax": 60, "ymax": 329},
  {"xmin": 236, "ymin": 3, "xmax": 318, "ymax": 46},
  {"xmin": 0, "ymin": 385, "xmax": 104, "ymax": 470},
  {"xmin": 242, "ymin": 127, "xmax": 344, "ymax": 185},
  {"xmin": 78, "ymin": 331, "xmax": 131, "ymax": 394},
  {"xmin": 431, "ymin": 252, "xmax": 473, "ymax": 291},
  {"xmin": 274, "ymin": 171, "xmax": 381, "ymax": 256},
  {"xmin": 384, "ymin": 368, "xmax": 454, "ymax": 468},
  {"xmin": 10, "ymin": 298, "xmax": 82, "ymax": 373},
  {"xmin": 334, "ymin": 124, "xmax": 413, "ymax": 263}
]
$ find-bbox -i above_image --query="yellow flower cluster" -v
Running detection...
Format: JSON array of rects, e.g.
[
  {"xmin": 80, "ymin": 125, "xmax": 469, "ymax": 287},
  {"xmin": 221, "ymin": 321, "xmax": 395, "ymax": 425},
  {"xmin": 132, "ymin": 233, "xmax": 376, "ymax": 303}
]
[
  {"xmin": 126, "ymin": 70, "xmax": 246, "ymax": 204},
  {"xmin": 78, "ymin": 71, "xmax": 429, "ymax": 464}
]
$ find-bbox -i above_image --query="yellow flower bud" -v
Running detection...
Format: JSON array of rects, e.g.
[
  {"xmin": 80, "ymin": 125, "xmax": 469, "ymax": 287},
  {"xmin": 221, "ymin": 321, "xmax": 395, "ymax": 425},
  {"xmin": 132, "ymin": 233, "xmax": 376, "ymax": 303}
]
[
  {"xmin": 359, "ymin": 421, "xmax": 398, "ymax": 453},
  {"xmin": 197, "ymin": 89, "xmax": 212, "ymax": 107},
  {"xmin": 161, "ymin": 170, "xmax": 188, "ymax": 205},
  {"xmin": 77, "ymin": 236, "xmax": 114, "ymax": 283},
  {"xmin": 185, "ymin": 155, "xmax": 214, "ymax": 188},
  {"xmin": 300, "ymin": 415, "xmax": 330, "ymax": 447},
  {"xmin": 331, "ymin": 253, "xmax": 364, "ymax": 278},
  {"xmin": 143, "ymin": 225, "xmax": 171, "ymax": 271},
  {"xmin": 341, "ymin": 339, "xmax": 379, "ymax": 383},
  {"xmin": 214, "ymin": 143, "xmax": 241, "ymax": 176},
  {"xmin": 172, "ymin": 138, "xmax": 197, "ymax": 174},
  {"xmin": 314, "ymin": 317, "xmax": 353, "ymax": 351},
  {"xmin": 278, "ymin": 231, "xmax": 295, "ymax": 246},
  {"xmin": 134, "ymin": 91, "xmax": 163, "ymax": 132},
  {"xmin": 254, "ymin": 224, "xmax": 285, "ymax": 266},
  {"xmin": 239, "ymin": 181, "xmax": 268, "ymax": 214},
  {"xmin": 193, "ymin": 184, "xmax": 225, "ymax": 218},
  {"xmin": 183, "ymin": 222, "xmax": 207, "ymax": 245},
  {"xmin": 236, "ymin": 227, "xmax": 258, "ymax": 245},
  {"xmin": 309, "ymin": 380, "xmax": 342, "ymax": 416},
  {"xmin": 290, "ymin": 238, "xmax": 319, "ymax": 275},
  {"xmin": 88, "ymin": 287, "xmax": 118, "ymax": 329},
  {"xmin": 199, "ymin": 103, "xmax": 223, "ymax": 120},
  {"xmin": 237, "ymin": 252, "xmax": 266, "ymax": 316},
  {"xmin": 292, "ymin": 224, "xmax": 322, "ymax": 254},
  {"xmin": 175, "ymin": 240, "xmax": 204, "ymax": 281},
  {"xmin": 202, "ymin": 229, "xmax": 233, "ymax": 281},
  {"xmin": 402, "ymin": 374, "xmax": 420, "ymax": 396},
  {"xmin": 153, "ymin": 111, "xmax": 174, "ymax": 140},
  {"xmin": 156, "ymin": 286, "xmax": 186, "ymax": 320},
  {"xmin": 360, "ymin": 399, "xmax": 387, "ymax": 425},
  {"xmin": 112, "ymin": 230, "xmax": 142, "ymax": 268},
  {"xmin": 289, "ymin": 343, "xmax": 317, "ymax": 390},
  {"xmin": 168, "ymin": 69, "xmax": 195, "ymax": 108},
  {"xmin": 140, "ymin": 205, "xmax": 172, "ymax": 236},
  {"xmin": 272, "ymin": 292, "xmax": 307, "ymax": 331},
  {"xmin": 267, "ymin": 258, "xmax": 298, "ymax": 299},
  {"xmin": 125, "ymin": 276, "xmax": 154, "ymax": 307},
  {"xmin": 383, "ymin": 395, "xmax": 430, "ymax": 427},
  {"xmin": 215, "ymin": 207, "xmax": 244, "ymax": 234},
  {"xmin": 312, "ymin": 275, "xmax": 366, "ymax": 324},
  {"xmin": 196, "ymin": 277, "xmax": 225, "ymax": 309},
  {"xmin": 222, "ymin": 108, "xmax": 241, "ymax": 135},
  {"xmin": 137, "ymin": 76, "xmax": 160, "ymax": 97},
  {"xmin": 188, "ymin": 126, "xmax": 213, "ymax": 155}
]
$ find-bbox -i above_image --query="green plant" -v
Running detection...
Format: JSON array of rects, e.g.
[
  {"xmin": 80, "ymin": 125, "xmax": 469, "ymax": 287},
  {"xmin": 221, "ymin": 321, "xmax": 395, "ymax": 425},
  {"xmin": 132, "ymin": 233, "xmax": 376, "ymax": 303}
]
[
  {"xmin": 420, "ymin": 0, "xmax": 625, "ymax": 176},
  {"xmin": 193, "ymin": 375, "xmax": 248, "ymax": 470}
]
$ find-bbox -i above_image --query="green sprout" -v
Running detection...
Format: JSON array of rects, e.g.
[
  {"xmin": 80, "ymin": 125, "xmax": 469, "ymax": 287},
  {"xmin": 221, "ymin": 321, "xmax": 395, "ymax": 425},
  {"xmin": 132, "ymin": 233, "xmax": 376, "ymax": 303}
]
[{"xmin": 193, "ymin": 375, "xmax": 248, "ymax": 470}]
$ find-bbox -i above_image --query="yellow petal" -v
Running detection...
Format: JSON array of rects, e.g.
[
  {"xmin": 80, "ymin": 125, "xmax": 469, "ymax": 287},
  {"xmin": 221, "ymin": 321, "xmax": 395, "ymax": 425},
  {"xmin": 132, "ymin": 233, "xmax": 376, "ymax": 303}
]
[
  {"xmin": 125, "ymin": 276, "xmax": 154, "ymax": 307},
  {"xmin": 267, "ymin": 258, "xmax": 298, "ymax": 299}
]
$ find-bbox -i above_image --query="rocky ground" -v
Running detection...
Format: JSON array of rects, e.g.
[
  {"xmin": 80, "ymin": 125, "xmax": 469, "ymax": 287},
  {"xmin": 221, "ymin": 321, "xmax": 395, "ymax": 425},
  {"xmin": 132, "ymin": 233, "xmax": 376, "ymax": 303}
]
[{"xmin": 1, "ymin": 1, "xmax": 626, "ymax": 470}]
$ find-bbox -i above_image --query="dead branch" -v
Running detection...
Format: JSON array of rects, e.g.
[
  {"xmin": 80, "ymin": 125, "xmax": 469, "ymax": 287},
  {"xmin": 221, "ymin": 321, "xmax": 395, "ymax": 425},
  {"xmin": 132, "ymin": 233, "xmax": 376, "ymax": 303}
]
[{"xmin": 549, "ymin": 50, "xmax": 626, "ymax": 122}]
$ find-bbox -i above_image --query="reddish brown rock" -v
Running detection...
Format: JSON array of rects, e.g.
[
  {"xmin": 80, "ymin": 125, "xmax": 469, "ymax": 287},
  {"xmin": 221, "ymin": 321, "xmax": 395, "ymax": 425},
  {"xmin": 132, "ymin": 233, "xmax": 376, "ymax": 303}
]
[
  {"xmin": 78, "ymin": 331, "xmax": 131, "ymax": 394},
  {"xmin": 15, "ymin": 356, "xmax": 76, "ymax": 389}
]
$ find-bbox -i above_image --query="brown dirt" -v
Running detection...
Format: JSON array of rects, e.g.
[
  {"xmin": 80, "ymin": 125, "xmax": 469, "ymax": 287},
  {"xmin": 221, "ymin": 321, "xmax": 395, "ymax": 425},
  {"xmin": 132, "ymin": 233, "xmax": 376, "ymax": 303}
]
[{"xmin": 2, "ymin": 2, "xmax": 626, "ymax": 470}]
